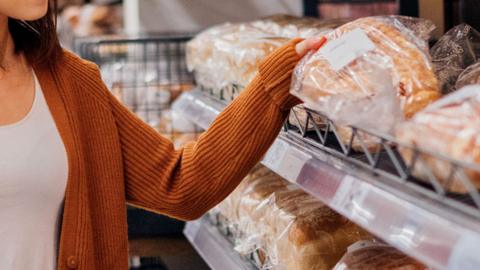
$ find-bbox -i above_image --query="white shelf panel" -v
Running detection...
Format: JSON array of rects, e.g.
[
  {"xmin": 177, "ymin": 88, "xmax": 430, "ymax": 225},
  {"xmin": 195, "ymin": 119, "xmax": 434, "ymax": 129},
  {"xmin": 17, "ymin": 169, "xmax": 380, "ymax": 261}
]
[
  {"xmin": 184, "ymin": 218, "xmax": 255, "ymax": 270},
  {"xmin": 173, "ymin": 90, "xmax": 480, "ymax": 270}
]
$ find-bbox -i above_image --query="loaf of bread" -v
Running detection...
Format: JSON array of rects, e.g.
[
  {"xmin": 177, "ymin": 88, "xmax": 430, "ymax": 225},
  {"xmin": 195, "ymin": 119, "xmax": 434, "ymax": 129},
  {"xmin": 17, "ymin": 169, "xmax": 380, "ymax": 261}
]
[
  {"xmin": 396, "ymin": 86, "xmax": 480, "ymax": 193},
  {"xmin": 214, "ymin": 165, "xmax": 372, "ymax": 269},
  {"xmin": 263, "ymin": 186, "xmax": 372, "ymax": 270},
  {"xmin": 456, "ymin": 61, "xmax": 480, "ymax": 89},
  {"xmin": 292, "ymin": 16, "xmax": 440, "ymax": 151},
  {"xmin": 333, "ymin": 241, "xmax": 426, "ymax": 270}
]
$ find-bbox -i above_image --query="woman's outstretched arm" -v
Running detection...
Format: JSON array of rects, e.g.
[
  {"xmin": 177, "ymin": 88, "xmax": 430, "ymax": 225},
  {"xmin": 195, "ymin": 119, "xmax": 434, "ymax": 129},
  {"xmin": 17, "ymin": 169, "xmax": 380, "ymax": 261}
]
[{"xmin": 111, "ymin": 38, "xmax": 323, "ymax": 220}]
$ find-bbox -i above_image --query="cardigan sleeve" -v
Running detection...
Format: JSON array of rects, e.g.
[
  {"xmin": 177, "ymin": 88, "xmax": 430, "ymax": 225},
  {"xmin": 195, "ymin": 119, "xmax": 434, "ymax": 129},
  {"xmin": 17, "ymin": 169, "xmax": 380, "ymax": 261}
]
[{"xmin": 110, "ymin": 39, "xmax": 302, "ymax": 220}]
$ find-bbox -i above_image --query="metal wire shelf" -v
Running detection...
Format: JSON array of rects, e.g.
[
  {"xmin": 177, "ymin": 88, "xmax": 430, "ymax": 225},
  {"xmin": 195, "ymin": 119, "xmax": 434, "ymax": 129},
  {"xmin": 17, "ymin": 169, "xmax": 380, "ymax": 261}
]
[
  {"xmin": 285, "ymin": 105, "xmax": 480, "ymax": 219},
  {"xmin": 75, "ymin": 34, "xmax": 199, "ymax": 137}
]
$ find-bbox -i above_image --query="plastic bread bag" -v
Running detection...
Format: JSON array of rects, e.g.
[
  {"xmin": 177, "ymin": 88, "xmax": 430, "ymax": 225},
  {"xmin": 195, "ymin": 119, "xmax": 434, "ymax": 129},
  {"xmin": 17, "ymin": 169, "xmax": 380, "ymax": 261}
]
[
  {"xmin": 186, "ymin": 23, "xmax": 244, "ymax": 90},
  {"xmin": 211, "ymin": 164, "xmax": 272, "ymax": 235},
  {"xmin": 291, "ymin": 16, "xmax": 440, "ymax": 151},
  {"xmin": 252, "ymin": 15, "xmax": 346, "ymax": 39},
  {"xmin": 333, "ymin": 240, "xmax": 427, "ymax": 270},
  {"xmin": 396, "ymin": 85, "xmax": 480, "ymax": 193},
  {"xmin": 213, "ymin": 30, "xmax": 289, "ymax": 88},
  {"xmin": 262, "ymin": 185, "xmax": 372, "ymax": 270},
  {"xmin": 456, "ymin": 61, "xmax": 480, "ymax": 89},
  {"xmin": 431, "ymin": 24, "xmax": 480, "ymax": 94},
  {"xmin": 234, "ymin": 171, "xmax": 287, "ymax": 258}
]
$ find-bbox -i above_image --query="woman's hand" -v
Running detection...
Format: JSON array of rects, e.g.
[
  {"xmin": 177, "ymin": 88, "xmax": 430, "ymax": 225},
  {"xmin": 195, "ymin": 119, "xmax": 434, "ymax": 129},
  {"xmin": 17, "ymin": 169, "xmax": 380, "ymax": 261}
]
[{"xmin": 295, "ymin": 36, "xmax": 327, "ymax": 57}]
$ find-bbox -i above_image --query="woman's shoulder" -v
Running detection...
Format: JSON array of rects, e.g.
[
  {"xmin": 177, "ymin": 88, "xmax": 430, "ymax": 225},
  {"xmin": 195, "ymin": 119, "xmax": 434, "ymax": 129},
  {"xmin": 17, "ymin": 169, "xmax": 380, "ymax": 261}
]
[
  {"xmin": 37, "ymin": 49, "xmax": 114, "ymax": 106},
  {"xmin": 58, "ymin": 49, "xmax": 103, "ymax": 78}
]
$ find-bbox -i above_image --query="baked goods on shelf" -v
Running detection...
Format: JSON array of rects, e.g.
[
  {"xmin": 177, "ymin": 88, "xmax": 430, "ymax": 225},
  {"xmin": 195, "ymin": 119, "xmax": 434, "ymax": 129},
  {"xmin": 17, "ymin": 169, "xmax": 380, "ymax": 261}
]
[
  {"xmin": 291, "ymin": 16, "xmax": 440, "ymax": 151},
  {"xmin": 213, "ymin": 165, "xmax": 372, "ymax": 269},
  {"xmin": 396, "ymin": 85, "xmax": 480, "ymax": 193},
  {"xmin": 186, "ymin": 16, "xmax": 344, "ymax": 98},
  {"xmin": 262, "ymin": 186, "xmax": 372, "ymax": 270},
  {"xmin": 157, "ymin": 110, "xmax": 201, "ymax": 148},
  {"xmin": 431, "ymin": 24, "xmax": 480, "ymax": 94},
  {"xmin": 333, "ymin": 241, "xmax": 427, "ymax": 270}
]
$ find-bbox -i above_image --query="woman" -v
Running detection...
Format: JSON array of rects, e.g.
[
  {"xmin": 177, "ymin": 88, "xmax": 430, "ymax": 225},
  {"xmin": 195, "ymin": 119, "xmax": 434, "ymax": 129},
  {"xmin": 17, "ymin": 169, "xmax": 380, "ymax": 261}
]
[{"xmin": 0, "ymin": 0, "xmax": 324, "ymax": 269}]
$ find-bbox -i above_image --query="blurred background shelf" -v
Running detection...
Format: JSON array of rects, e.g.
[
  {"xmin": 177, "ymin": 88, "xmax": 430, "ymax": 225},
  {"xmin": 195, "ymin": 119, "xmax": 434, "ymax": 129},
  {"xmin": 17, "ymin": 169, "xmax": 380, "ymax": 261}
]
[{"xmin": 173, "ymin": 89, "xmax": 480, "ymax": 270}]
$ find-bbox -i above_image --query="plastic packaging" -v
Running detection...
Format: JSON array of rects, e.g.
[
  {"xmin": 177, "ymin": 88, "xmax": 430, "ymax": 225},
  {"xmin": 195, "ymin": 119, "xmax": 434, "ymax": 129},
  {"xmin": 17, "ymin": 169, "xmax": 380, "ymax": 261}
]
[
  {"xmin": 261, "ymin": 185, "xmax": 372, "ymax": 270},
  {"xmin": 234, "ymin": 172, "xmax": 287, "ymax": 260},
  {"xmin": 156, "ymin": 109, "xmax": 201, "ymax": 148},
  {"xmin": 252, "ymin": 15, "xmax": 347, "ymax": 39},
  {"xmin": 186, "ymin": 16, "xmax": 344, "ymax": 95},
  {"xmin": 333, "ymin": 240, "xmax": 427, "ymax": 270},
  {"xmin": 291, "ymin": 16, "xmax": 440, "ymax": 151},
  {"xmin": 396, "ymin": 85, "xmax": 480, "ymax": 193},
  {"xmin": 456, "ymin": 61, "xmax": 480, "ymax": 89},
  {"xmin": 431, "ymin": 24, "xmax": 480, "ymax": 94}
]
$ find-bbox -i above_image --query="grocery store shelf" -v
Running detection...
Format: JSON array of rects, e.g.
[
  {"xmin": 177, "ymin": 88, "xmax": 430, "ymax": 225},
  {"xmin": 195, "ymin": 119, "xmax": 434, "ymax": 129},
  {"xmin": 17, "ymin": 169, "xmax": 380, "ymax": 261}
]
[
  {"xmin": 173, "ymin": 90, "xmax": 480, "ymax": 270},
  {"xmin": 184, "ymin": 218, "xmax": 256, "ymax": 270}
]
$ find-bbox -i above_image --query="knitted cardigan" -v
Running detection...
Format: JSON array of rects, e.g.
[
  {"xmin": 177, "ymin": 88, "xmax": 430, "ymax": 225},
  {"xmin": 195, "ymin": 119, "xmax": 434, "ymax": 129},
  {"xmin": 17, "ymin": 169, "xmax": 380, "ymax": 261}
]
[{"xmin": 33, "ymin": 38, "xmax": 302, "ymax": 269}]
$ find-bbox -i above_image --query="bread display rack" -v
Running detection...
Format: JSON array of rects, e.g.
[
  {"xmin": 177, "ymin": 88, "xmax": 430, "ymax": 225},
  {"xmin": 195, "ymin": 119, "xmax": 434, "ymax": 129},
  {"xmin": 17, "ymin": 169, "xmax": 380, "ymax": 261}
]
[{"xmin": 173, "ymin": 89, "xmax": 480, "ymax": 270}]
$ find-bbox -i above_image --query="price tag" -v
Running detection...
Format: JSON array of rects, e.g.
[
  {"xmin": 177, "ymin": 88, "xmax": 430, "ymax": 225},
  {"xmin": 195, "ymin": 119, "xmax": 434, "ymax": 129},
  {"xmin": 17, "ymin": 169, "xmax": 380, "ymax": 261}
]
[
  {"xmin": 263, "ymin": 139, "xmax": 311, "ymax": 183},
  {"xmin": 448, "ymin": 231, "xmax": 480, "ymax": 270},
  {"xmin": 263, "ymin": 139, "xmax": 288, "ymax": 171},
  {"xmin": 279, "ymin": 149, "xmax": 311, "ymax": 182},
  {"xmin": 319, "ymin": 28, "xmax": 375, "ymax": 71},
  {"xmin": 330, "ymin": 175, "xmax": 357, "ymax": 209}
]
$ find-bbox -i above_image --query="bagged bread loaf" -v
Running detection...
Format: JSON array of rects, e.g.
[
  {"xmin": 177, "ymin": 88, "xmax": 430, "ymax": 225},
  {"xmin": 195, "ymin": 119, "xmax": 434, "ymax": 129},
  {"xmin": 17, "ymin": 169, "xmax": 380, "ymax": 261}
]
[
  {"xmin": 187, "ymin": 16, "xmax": 342, "ymax": 98},
  {"xmin": 235, "ymin": 172, "xmax": 287, "ymax": 259},
  {"xmin": 333, "ymin": 241, "xmax": 427, "ymax": 270},
  {"xmin": 396, "ymin": 85, "xmax": 480, "ymax": 193},
  {"xmin": 431, "ymin": 24, "xmax": 480, "ymax": 94},
  {"xmin": 262, "ymin": 185, "xmax": 372, "ymax": 270},
  {"xmin": 291, "ymin": 16, "xmax": 440, "ymax": 151},
  {"xmin": 456, "ymin": 61, "xmax": 480, "ymax": 89}
]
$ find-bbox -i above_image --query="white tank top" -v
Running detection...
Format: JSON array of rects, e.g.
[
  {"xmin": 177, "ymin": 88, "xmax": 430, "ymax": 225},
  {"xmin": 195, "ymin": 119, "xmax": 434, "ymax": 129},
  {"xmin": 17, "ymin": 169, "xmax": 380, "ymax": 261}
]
[{"xmin": 0, "ymin": 74, "xmax": 68, "ymax": 269}]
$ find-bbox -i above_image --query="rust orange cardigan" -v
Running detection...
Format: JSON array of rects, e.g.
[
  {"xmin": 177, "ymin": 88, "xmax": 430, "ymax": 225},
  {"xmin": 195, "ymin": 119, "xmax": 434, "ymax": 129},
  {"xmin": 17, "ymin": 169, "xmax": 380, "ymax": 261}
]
[{"xmin": 32, "ymin": 39, "xmax": 302, "ymax": 269}]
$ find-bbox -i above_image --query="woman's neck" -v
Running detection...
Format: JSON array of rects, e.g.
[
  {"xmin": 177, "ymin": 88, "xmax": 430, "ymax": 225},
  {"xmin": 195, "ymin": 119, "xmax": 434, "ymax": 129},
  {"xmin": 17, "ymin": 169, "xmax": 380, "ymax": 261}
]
[{"xmin": 0, "ymin": 15, "xmax": 29, "ymax": 75}]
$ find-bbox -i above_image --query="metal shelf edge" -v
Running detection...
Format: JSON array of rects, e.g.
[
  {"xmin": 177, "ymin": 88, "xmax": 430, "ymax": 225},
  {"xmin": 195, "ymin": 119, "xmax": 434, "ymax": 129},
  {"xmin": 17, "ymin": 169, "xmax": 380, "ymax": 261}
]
[{"xmin": 184, "ymin": 218, "xmax": 255, "ymax": 270}]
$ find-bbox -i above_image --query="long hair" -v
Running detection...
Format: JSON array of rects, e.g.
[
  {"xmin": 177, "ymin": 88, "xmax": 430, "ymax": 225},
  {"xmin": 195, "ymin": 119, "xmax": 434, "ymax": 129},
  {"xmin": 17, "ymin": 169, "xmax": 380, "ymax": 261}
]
[{"xmin": 8, "ymin": 0, "xmax": 62, "ymax": 66}]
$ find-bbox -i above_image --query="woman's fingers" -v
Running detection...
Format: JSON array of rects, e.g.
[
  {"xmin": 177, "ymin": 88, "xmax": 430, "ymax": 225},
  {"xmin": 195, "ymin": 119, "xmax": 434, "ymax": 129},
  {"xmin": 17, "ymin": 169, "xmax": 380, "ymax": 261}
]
[{"xmin": 295, "ymin": 36, "xmax": 327, "ymax": 57}]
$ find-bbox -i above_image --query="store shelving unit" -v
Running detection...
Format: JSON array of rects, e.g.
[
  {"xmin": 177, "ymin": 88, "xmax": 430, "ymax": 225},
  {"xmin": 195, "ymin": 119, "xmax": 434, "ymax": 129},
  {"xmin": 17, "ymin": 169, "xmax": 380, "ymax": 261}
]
[
  {"xmin": 173, "ymin": 89, "xmax": 480, "ymax": 270},
  {"xmin": 184, "ymin": 217, "xmax": 256, "ymax": 270}
]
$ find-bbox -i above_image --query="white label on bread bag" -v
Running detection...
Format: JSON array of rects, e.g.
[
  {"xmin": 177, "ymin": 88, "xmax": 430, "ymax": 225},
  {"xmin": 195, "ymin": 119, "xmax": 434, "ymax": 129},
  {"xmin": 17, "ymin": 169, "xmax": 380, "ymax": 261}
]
[{"xmin": 319, "ymin": 28, "xmax": 375, "ymax": 71}]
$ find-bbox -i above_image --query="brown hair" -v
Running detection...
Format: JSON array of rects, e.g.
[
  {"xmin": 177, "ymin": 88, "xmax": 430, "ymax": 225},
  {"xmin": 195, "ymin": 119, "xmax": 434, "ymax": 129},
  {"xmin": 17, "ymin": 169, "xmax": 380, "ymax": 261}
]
[{"xmin": 8, "ymin": 0, "xmax": 62, "ymax": 66}]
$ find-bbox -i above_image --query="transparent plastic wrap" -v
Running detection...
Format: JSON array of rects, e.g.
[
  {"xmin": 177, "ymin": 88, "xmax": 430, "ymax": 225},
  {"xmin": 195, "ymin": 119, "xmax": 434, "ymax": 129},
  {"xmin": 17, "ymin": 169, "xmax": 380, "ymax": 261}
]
[
  {"xmin": 431, "ymin": 24, "xmax": 480, "ymax": 94},
  {"xmin": 291, "ymin": 16, "xmax": 440, "ymax": 151},
  {"xmin": 456, "ymin": 61, "xmax": 480, "ymax": 89},
  {"xmin": 333, "ymin": 240, "xmax": 427, "ymax": 270},
  {"xmin": 261, "ymin": 185, "xmax": 372, "ymax": 270},
  {"xmin": 252, "ymin": 15, "xmax": 347, "ymax": 39},
  {"xmin": 396, "ymin": 85, "xmax": 480, "ymax": 193},
  {"xmin": 187, "ymin": 16, "xmax": 342, "ymax": 96},
  {"xmin": 213, "ymin": 31, "xmax": 289, "ymax": 88},
  {"xmin": 234, "ymin": 172, "xmax": 287, "ymax": 261}
]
